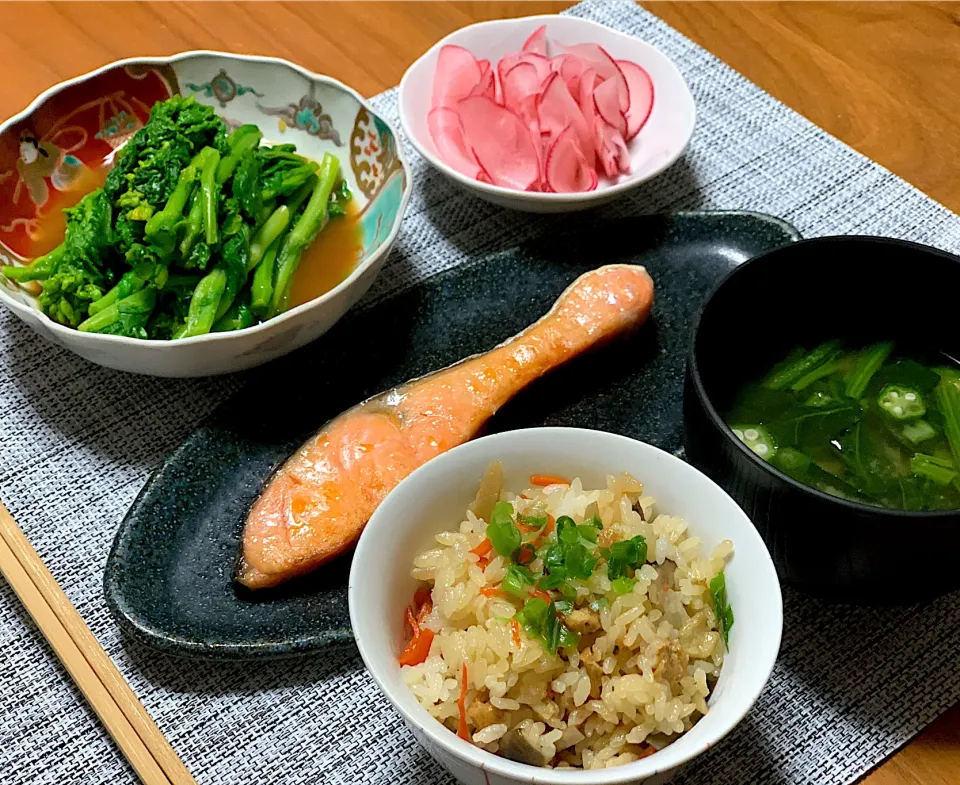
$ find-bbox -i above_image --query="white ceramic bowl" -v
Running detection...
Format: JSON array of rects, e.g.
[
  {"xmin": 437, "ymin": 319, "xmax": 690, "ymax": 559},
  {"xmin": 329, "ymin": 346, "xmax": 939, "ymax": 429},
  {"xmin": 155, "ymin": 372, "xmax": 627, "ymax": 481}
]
[
  {"xmin": 350, "ymin": 428, "xmax": 783, "ymax": 785},
  {"xmin": 0, "ymin": 51, "xmax": 412, "ymax": 377},
  {"xmin": 399, "ymin": 15, "xmax": 695, "ymax": 213}
]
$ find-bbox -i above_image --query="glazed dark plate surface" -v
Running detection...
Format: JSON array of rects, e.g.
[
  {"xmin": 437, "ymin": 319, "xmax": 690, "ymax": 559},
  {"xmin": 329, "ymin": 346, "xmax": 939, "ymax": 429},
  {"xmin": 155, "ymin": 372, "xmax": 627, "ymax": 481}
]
[{"xmin": 104, "ymin": 211, "xmax": 800, "ymax": 659}]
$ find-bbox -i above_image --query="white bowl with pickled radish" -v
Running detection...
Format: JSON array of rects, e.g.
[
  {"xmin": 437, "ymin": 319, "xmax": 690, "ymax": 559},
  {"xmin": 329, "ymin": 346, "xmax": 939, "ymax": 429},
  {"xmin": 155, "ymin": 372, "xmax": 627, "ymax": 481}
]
[
  {"xmin": 399, "ymin": 15, "xmax": 695, "ymax": 213},
  {"xmin": 350, "ymin": 428, "xmax": 783, "ymax": 785}
]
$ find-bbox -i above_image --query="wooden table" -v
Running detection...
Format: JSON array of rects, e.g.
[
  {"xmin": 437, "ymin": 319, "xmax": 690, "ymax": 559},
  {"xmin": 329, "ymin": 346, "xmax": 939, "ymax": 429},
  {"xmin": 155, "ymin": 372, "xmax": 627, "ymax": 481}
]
[{"xmin": 0, "ymin": 2, "xmax": 956, "ymax": 783}]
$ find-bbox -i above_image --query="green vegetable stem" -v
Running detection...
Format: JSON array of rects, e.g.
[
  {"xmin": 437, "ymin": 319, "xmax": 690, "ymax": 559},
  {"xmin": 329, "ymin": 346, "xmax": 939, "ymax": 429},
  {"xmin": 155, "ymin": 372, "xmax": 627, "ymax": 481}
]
[
  {"xmin": 845, "ymin": 342, "xmax": 893, "ymax": 398},
  {"xmin": 216, "ymin": 125, "xmax": 262, "ymax": 184},
  {"xmin": 763, "ymin": 341, "xmax": 841, "ymax": 391},
  {"xmin": 179, "ymin": 191, "xmax": 205, "ymax": 260},
  {"xmin": 268, "ymin": 153, "xmax": 340, "ymax": 318},
  {"xmin": 936, "ymin": 379, "xmax": 960, "ymax": 471},
  {"xmin": 144, "ymin": 159, "xmax": 199, "ymax": 255},
  {"xmin": 213, "ymin": 299, "xmax": 255, "ymax": 332},
  {"xmin": 77, "ymin": 288, "xmax": 157, "ymax": 339},
  {"xmin": 910, "ymin": 454, "xmax": 958, "ymax": 486},
  {"xmin": 179, "ymin": 268, "xmax": 227, "ymax": 338},
  {"xmin": 248, "ymin": 206, "xmax": 290, "ymax": 272},
  {"xmin": 251, "ymin": 240, "xmax": 280, "ymax": 318},
  {"xmin": 1, "ymin": 96, "xmax": 353, "ymax": 340},
  {"xmin": 1, "ymin": 245, "xmax": 65, "ymax": 283},
  {"xmin": 198, "ymin": 147, "xmax": 221, "ymax": 246}
]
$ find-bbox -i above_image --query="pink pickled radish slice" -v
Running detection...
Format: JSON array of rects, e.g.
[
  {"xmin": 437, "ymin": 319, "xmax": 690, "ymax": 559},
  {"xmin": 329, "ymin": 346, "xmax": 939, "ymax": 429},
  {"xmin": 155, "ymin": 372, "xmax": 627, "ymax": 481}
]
[
  {"xmin": 560, "ymin": 55, "xmax": 584, "ymax": 81},
  {"xmin": 594, "ymin": 77, "xmax": 627, "ymax": 136},
  {"xmin": 427, "ymin": 35, "xmax": 654, "ymax": 192},
  {"xmin": 545, "ymin": 124, "xmax": 597, "ymax": 193},
  {"xmin": 497, "ymin": 51, "xmax": 523, "ymax": 86},
  {"xmin": 433, "ymin": 45, "xmax": 483, "ymax": 109},
  {"xmin": 502, "ymin": 62, "xmax": 545, "ymax": 186},
  {"xmin": 428, "ymin": 106, "xmax": 483, "ymax": 178},
  {"xmin": 471, "ymin": 60, "xmax": 496, "ymax": 99},
  {"xmin": 537, "ymin": 72, "xmax": 592, "ymax": 160},
  {"xmin": 522, "ymin": 24, "xmax": 548, "ymax": 56},
  {"xmin": 458, "ymin": 95, "xmax": 539, "ymax": 190},
  {"xmin": 617, "ymin": 60, "xmax": 654, "ymax": 140},
  {"xmin": 558, "ymin": 42, "xmax": 629, "ymax": 112},
  {"xmin": 518, "ymin": 52, "xmax": 551, "ymax": 83},
  {"xmin": 577, "ymin": 67, "xmax": 599, "ymax": 154},
  {"xmin": 501, "ymin": 61, "xmax": 541, "ymax": 108},
  {"xmin": 595, "ymin": 117, "xmax": 630, "ymax": 177}
]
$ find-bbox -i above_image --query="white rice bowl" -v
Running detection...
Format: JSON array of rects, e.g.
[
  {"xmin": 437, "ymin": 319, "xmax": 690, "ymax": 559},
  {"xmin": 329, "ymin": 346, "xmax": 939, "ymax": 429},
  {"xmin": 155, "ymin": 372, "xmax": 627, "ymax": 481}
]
[{"xmin": 401, "ymin": 471, "xmax": 733, "ymax": 770}]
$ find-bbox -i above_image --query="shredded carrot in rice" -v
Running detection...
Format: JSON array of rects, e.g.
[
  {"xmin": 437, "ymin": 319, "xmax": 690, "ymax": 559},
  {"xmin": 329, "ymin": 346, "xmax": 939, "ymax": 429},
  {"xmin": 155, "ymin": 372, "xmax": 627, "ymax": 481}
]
[
  {"xmin": 398, "ymin": 628, "xmax": 434, "ymax": 666},
  {"xmin": 480, "ymin": 586, "xmax": 508, "ymax": 598},
  {"xmin": 530, "ymin": 588, "xmax": 553, "ymax": 604},
  {"xmin": 516, "ymin": 544, "xmax": 536, "ymax": 565},
  {"xmin": 530, "ymin": 474, "xmax": 570, "ymax": 487},
  {"xmin": 416, "ymin": 596, "xmax": 433, "ymax": 625},
  {"xmin": 511, "ymin": 618, "xmax": 522, "ymax": 648},
  {"xmin": 404, "ymin": 605, "xmax": 419, "ymax": 637},
  {"xmin": 470, "ymin": 538, "xmax": 493, "ymax": 558},
  {"xmin": 398, "ymin": 590, "xmax": 435, "ymax": 666},
  {"xmin": 457, "ymin": 663, "xmax": 470, "ymax": 741},
  {"xmin": 532, "ymin": 515, "xmax": 556, "ymax": 547},
  {"xmin": 414, "ymin": 585, "xmax": 432, "ymax": 609}
]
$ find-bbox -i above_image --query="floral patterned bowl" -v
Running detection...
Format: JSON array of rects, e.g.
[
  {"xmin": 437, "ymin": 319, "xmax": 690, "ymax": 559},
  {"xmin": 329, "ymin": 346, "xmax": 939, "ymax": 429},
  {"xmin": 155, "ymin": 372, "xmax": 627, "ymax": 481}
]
[{"xmin": 0, "ymin": 51, "xmax": 411, "ymax": 377}]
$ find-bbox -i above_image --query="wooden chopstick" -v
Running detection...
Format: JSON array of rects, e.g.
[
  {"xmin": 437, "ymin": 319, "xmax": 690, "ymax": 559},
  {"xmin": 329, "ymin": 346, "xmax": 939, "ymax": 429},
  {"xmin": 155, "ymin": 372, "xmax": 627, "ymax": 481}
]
[{"xmin": 0, "ymin": 501, "xmax": 196, "ymax": 785}]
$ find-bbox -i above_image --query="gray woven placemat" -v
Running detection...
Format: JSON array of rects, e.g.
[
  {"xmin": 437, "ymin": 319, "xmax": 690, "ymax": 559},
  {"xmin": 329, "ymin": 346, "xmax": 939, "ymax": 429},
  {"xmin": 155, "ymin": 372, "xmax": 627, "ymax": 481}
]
[{"xmin": 2, "ymin": 2, "xmax": 959, "ymax": 783}]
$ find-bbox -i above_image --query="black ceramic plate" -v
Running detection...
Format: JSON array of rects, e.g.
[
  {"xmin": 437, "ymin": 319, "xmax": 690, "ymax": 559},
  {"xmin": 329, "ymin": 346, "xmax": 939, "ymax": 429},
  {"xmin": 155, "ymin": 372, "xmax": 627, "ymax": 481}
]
[{"xmin": 104, "ymin": 211, "xmax": 800, "ymax": 659}]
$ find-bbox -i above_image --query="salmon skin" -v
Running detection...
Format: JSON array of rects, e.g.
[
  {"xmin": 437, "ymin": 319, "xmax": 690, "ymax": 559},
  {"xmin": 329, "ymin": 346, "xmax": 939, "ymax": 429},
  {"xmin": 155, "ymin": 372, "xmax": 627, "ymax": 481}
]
[{"xmin": 237, "ymin": 264, "xmax": 655, "ymax": 589}]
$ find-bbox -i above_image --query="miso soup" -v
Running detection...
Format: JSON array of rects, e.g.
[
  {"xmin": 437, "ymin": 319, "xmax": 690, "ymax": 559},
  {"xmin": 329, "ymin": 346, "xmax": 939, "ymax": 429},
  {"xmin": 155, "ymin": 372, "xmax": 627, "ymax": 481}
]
[{"xmin": 724, "ymin": 342, "xmax": 960, "ymax": 511}]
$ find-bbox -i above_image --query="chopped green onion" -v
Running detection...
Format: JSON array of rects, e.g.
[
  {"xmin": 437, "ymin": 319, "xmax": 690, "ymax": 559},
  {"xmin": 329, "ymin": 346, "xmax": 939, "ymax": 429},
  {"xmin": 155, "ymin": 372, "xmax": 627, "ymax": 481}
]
[
  {"xmin": 557, "ymin": 623, "xmax": 579, "ymax": 650},
  {"xmin": 542, "ymin": 602, "xmax": 562, "ymax": 654},
  {"xmin": 604, "ymin": 535, "xmax": 648, "ymax": 580},
  {"xmin": 577, "ymin": 523, "xmax": 600, "ymax": 543},
  {"xmin": 516, "ymin": 597, "xmax": 549, "ymax": 636},
  {"xmin": 588, "ymin": 597, "xmax": 609, "ymax": 613},
  {"xmin": 558, "ymin": 583, "xmax": 577, "ymax": 601},
  {"xmin": 612, "ymin": 576, "xmax": 636, "ymax": 594},
  {"xmin": 709, "ymin": 571, "xmax": 734, "ymax": 647},
  {"xmin": 564, "ymin": 543, "xmax": 598, "ymax": 580},
  {"xmin": 537, "ymin": 568, "xmax": 568, "ymax": 591},
  {"xmin": 543, "ymin": 544, "xmax": 564, "ymax": 570},
  {"xmin": 502, "ymin": 564, "xmax": 536, "ymax": 597},
  {"xmin": 487, "ymin": 501, "xmax": 520, "ymax": 556},
  {"xmin": 518, "ymin": 513, "xmax": 547, "ymax": 528},
  {"xmin": 556, "ymin": 516, "xmax": 578, "ymax": 547},
  {"xmin": 553, "ymin": 600, "xmax": 574, "ymax": 615}
]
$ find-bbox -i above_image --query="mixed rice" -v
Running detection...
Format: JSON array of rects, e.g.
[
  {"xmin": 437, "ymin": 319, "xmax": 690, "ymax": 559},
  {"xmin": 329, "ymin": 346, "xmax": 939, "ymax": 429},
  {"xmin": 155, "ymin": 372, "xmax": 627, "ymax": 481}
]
[{"xmin": 400, "ymin": 464, "xmax": 733, "ymax": 770}]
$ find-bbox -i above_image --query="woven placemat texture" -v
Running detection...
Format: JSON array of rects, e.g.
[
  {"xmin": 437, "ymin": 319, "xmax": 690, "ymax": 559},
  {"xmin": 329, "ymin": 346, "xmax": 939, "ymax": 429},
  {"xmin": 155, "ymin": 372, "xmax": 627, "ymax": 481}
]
[{"xmin": 2, "ymin": 2, "xmax": 958, "ymax": 783}]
